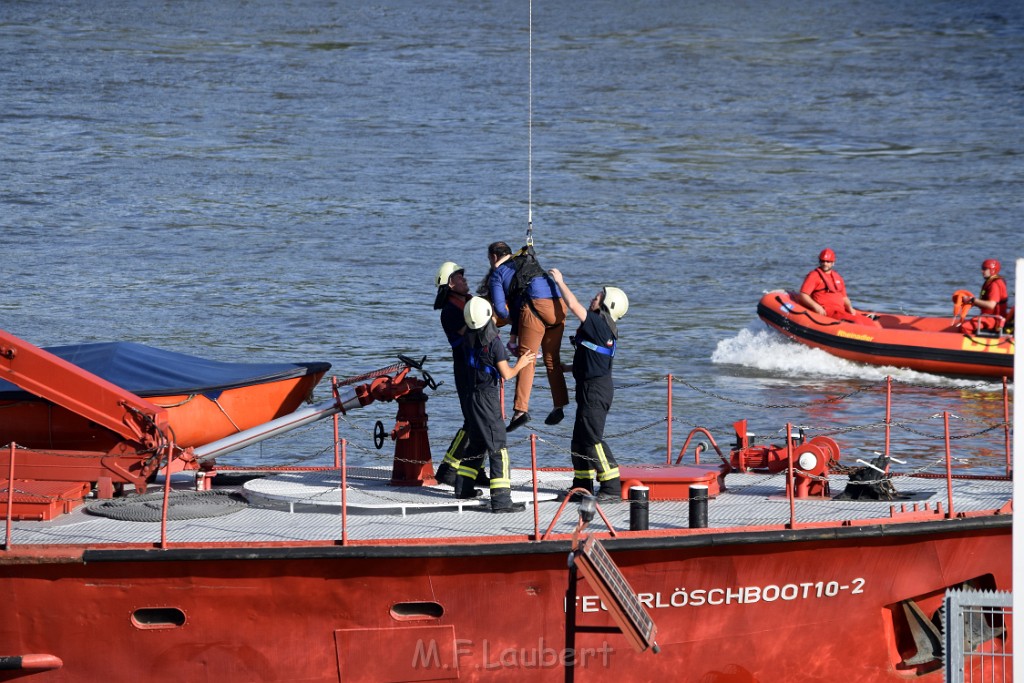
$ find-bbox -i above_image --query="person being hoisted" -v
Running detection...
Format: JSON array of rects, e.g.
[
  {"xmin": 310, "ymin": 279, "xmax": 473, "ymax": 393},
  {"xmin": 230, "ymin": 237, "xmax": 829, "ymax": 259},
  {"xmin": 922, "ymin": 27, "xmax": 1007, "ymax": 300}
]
[
  {"xmin": 457, "ymin": 297, "xmax": 536, "ymax": 512},
  {"xmin": 484, "ymin": 241, "xmax": 569, "ymax": 431}
]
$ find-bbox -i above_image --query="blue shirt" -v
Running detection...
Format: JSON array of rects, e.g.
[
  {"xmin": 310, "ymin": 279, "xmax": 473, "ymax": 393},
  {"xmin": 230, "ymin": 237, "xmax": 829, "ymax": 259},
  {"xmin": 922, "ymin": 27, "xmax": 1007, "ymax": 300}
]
[{"xmin": 488, "ymin": 262, "xmax": 563, "ymax": 335}]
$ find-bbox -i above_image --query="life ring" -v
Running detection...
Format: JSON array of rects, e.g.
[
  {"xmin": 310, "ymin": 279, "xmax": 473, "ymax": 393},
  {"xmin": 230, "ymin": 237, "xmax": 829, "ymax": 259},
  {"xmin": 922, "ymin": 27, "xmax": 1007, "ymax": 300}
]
[
  {"xmin": 951, "ymin": 289, "xmax": 974, "ymax": 324},
  {"xmin": 622, "ymin": 479, "xmax": 645, "ymax": 500}
]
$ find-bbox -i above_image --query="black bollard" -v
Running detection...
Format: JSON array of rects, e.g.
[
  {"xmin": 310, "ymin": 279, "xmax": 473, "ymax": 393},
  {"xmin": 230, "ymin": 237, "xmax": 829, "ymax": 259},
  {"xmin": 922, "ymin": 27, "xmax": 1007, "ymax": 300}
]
[
  {"xmin": 629, "ymin": 486, "xmax": 649, "ymax": 531},
  {"xmin": 689, "ymin": 484, "xmax": 708, "ymax": 529}
]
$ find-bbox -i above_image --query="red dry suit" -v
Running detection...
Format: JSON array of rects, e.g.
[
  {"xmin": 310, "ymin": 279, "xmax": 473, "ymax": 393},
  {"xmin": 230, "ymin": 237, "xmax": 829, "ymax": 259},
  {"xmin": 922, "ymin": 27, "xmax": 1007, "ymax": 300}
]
[
  {"xmin": 962, "ymin": 275, "xmax": 1009, "ymax": 334},
  {"xmin": 799, "ymin": 267, "xmax": 879, "ymax": 327}
]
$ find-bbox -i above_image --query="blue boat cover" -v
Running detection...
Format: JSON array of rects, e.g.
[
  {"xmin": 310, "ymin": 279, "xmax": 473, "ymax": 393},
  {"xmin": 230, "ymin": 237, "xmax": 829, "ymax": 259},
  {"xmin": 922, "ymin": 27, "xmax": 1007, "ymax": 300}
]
[{"xmin": 0, "ymin": 342, "xmax": 331, "ymax": 401}]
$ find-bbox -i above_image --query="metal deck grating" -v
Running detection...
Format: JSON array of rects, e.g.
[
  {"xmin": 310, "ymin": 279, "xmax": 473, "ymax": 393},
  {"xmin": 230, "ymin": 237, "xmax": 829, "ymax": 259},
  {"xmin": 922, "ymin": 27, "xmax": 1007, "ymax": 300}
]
[{"xmin": 3, "ymin": 467, "xmax": 1011, "ymax": 547}]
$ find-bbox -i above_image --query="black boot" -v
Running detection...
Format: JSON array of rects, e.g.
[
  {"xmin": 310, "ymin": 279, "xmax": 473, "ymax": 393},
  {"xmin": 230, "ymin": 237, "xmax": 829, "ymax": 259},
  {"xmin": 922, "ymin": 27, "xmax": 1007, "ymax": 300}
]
[
  {"xmin": 565, "ymin": 478, "xmax": 594, "ymax": 501},
  {"xmin": 454, "ymin": 474, "xmax": 480, "ymax": 499},
  {"xmin": 435, "ymin": 462, "xmax": 457, "ymax": 487},
  {"xmin": 489, "ymin": 488, "xmax": 525, "ymax": 513},
  {"xmin": 596, "ymin": 477, "xmax": 622, "ymax": 503}
]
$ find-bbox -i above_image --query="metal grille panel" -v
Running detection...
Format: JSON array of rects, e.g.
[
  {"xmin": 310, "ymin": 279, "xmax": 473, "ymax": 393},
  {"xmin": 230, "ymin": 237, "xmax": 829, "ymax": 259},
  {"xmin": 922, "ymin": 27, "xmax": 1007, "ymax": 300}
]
[{"xmin": 944, "ymin": 588, "xmax": 1012, "ymax": 683}]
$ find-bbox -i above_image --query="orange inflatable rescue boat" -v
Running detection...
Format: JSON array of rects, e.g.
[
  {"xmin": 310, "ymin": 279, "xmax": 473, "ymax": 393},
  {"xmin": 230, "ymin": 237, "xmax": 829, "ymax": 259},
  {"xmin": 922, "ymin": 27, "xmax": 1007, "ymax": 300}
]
[{"xmin": 757, "ymin": 289, "xmax": 1014, "ymax": 379}]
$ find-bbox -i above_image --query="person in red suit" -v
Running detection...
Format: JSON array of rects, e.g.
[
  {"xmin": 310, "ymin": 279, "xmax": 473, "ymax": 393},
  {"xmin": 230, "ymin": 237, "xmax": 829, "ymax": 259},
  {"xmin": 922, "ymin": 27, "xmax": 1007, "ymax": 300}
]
[
  {"xmin": 796, "ymin": 248, "xmax": 880, "ymax": 327},
  {"xmin": 961, "ymin": 259, "xmax": 1010, "ymax": 335}
]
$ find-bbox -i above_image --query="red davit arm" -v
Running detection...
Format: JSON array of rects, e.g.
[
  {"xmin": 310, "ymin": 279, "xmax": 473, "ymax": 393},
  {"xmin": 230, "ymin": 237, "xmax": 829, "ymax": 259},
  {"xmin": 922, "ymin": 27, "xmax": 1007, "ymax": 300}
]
[{"xmin": 0, "ymin": 329, "xmax": 169, "ymax": 450}]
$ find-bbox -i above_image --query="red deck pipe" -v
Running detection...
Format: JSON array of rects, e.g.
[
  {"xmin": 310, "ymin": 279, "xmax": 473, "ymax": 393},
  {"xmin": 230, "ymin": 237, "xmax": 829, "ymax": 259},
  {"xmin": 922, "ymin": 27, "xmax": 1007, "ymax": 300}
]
[
  {"xmin": 159, "ymin": 443, "xmax": 172, "ymax": 549},
  {"xmin": 786, "ymin": 423, "xmax": 796, "ymax": 528},
  {"xmin": 341, "ymin": 438, "xmax": 348, "ymax": 545},
  {"xmin": 666, "ymin": 374, "xmax": 673, "ymax": 464},
  {"xmin": 4, "ymin": 443, "xmax": 14, "ymax": 548},
  {"xmin": 943, "ymin": 412, "xmax": 954, "ymax": 518},
  {"xmin": 530, "ymin": 434, "xmax": 539, "ymax": 539},
  {"xmin": 333, "ymin": 377, "xmax": 341, "ymax": 469},
  {"xmin": 1003, "ymin": 377, "xmax": 1010, "ymax": 476},
  {"xmin": 0, "ymin": 654, "xmax": 63, "ymax": 671},
  {"xmin": 884, "ymin": 376, "xmax": 892, "ymax": 463},
  {"xmin": 500, "ymin": 378, "xmax": 506, "ymax": 420}
]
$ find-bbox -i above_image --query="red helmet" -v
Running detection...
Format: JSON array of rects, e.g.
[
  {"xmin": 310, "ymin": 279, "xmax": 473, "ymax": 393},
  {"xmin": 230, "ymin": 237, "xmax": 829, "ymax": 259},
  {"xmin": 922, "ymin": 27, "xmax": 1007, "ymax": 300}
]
[
  {"xmin": 818, "ymin": 248, "xmax": 836, "ymax": 262},
  {"xmin": 982, "ymin": 259, "xmax": 1000, "ymax": 274}
]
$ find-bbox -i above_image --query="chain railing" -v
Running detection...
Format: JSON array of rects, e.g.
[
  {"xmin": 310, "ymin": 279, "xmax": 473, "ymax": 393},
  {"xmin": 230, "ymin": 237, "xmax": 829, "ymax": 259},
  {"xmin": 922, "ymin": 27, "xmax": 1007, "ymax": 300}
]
[{"xmin": 2, "ymin": 368, "xmax": 1012, "ymax": 548}]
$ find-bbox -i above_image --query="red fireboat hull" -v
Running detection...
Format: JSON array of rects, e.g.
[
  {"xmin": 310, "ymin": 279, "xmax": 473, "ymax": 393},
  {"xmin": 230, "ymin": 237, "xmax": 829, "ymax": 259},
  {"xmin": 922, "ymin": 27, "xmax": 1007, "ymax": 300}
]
[{"xmin": 0, "ymin": 518, "xmax": 1008, "ymax": 682}]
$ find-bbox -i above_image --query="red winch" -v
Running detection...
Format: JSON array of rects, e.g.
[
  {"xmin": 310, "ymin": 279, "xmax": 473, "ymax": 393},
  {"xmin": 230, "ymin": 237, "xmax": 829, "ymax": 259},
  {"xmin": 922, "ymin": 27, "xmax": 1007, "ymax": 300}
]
[{"xmin": 729, "ymin": 419, "xmax": 841, "ymax": 498}]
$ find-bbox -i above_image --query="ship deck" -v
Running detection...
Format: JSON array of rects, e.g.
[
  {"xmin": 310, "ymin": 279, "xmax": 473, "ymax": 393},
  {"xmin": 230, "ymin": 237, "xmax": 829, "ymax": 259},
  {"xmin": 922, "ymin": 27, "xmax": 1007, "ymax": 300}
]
[{"xmin": 5, "ymin": 465, "xmax": 1012, "ymax": 548}]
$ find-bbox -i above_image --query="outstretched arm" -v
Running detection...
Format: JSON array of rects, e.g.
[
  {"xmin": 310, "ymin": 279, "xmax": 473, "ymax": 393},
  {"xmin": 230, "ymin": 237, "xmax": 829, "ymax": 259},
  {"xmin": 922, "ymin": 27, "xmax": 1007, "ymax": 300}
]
[
  {"xmin": 496, "ymin": 349, "xmax": 536, "ymax": 380},
  {"xmin": 548, "ymin": 268, "xmax": 588, "ymax": 321}
]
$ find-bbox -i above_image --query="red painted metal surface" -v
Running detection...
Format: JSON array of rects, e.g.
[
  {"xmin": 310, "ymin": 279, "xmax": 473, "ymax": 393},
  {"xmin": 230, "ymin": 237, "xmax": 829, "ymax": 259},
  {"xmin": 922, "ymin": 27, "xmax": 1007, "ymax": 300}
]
[
  {"xmin": 0, "ymin": 328, "xmax": 1011, "ymax": 683},
  {"xmin": 388, "ymin": 393, "xmax": 437, "ymax": 487},
  {"xmin": 0, "ymin": 480, "xmax": 90, "ymax": 521},
  {"xmin": 0, "ymin": 527, "xmax": 1009, "ymax": 683},
  {"xmin": 618, "ymin": 464, "xmax": 722, "ymax": 500}
]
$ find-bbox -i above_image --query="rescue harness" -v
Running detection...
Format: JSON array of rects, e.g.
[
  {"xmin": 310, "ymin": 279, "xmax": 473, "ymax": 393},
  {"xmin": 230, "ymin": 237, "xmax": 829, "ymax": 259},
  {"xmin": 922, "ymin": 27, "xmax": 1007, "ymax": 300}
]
[
  {"xmin": 466, "ymin": 347, "xmax": 500, "ymax": 380},
  {"xmin": 573, "ymin": 336, "xmax": 616, "ymax": 357}
]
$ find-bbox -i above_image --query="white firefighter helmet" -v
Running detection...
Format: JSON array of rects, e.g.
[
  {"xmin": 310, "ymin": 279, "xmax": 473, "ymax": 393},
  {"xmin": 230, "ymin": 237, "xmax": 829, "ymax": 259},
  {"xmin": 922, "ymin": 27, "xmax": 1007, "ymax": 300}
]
[
  {"xmin": 601, "ymin": 286, "xmax": 629, "ymax": 321},
  {"xmin": 435, "ymin": 261, "xmax": 464, "ymax": 288},
  {"xmin": 464, "ymin": 297, "xmax": 494, "ymax": 330}
]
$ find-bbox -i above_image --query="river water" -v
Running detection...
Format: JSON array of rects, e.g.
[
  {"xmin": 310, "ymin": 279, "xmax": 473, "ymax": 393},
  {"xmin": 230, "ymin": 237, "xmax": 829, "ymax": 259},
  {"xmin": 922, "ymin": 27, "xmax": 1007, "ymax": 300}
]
[{"xmin": 1, "ymin": 0, "xmax": 1021, "ymax": 475}]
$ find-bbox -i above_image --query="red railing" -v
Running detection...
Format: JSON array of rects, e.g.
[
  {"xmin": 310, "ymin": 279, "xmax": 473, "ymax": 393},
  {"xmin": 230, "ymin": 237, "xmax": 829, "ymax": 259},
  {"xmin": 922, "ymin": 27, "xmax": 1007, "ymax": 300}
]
[{"xmin": 1, "ymin": 373, "xmax": 1013, "ymax": 550}]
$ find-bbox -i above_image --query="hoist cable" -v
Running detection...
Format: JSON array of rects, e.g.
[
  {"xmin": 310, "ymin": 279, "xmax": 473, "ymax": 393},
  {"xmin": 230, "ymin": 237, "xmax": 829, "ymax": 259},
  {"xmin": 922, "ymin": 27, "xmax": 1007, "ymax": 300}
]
[{"xmin": 527, "ymin": 0, "xmax": 534, "ymax": 247}]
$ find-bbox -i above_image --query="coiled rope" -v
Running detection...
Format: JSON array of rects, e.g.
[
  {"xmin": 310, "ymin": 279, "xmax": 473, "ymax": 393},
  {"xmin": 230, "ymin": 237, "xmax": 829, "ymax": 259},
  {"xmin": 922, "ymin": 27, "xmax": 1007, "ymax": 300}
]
[{"xmin": 86, "ymin": 489, "xmax": 248, "ymax": 522}]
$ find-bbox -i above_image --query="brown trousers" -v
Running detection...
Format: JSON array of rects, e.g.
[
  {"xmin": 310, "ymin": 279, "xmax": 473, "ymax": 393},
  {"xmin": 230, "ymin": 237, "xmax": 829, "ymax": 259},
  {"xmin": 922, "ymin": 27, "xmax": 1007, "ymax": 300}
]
[{"xmin": 514, "ymin": 297, "xmax": 569, "ymax": 414}]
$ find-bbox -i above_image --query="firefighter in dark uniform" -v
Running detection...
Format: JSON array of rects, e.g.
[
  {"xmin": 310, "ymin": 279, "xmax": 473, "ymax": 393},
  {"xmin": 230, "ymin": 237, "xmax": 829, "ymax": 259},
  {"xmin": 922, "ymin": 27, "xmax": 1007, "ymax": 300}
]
[
  {"xmin": 433, "ymin": 261, "xmax": 474, "ymax": 487},
  {"xmin": 457, "ymin": 297, "xmax": 536, "ymax": 512},
  {"xmin": 548, "ymin": 268, "xmax": 628, "ymax": 502}
]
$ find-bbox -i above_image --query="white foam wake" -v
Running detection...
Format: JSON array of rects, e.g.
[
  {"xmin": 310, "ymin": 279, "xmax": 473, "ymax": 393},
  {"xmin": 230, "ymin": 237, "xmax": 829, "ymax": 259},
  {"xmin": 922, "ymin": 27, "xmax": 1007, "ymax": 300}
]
[{"xmin": 711, "ymin": 324, "xmax": 995, "ymax": 388}]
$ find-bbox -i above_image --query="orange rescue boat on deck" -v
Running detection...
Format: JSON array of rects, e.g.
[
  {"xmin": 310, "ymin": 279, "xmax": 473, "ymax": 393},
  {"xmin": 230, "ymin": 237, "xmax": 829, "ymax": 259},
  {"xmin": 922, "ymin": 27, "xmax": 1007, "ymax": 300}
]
[
  {"xmin": 0, "ymin": 341, "xmax": 330, "ymax": 451},
  {"xmin": 757, "ymin": 290, "xmax": 1014, "ymax": 379}
]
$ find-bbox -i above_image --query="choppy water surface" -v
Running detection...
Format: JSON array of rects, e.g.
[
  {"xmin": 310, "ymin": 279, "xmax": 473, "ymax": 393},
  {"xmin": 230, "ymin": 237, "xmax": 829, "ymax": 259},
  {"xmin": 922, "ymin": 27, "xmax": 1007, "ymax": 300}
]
[{"xmin": 1, "ymin": 0, "xmax": 1021, "ymax": 474}]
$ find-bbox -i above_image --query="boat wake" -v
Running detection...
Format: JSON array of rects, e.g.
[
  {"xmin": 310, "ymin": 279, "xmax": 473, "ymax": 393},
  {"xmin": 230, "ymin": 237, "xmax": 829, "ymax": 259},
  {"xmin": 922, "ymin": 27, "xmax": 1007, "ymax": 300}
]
[{"xmin": 711, "ymin": 324, "xmax": 995, "ymax": 388}]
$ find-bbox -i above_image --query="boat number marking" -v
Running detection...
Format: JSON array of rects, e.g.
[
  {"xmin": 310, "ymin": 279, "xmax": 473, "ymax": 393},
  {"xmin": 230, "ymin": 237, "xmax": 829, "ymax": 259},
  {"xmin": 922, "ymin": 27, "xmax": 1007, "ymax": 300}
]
[
  {"xmin": 576, "ymin": 578, "xmax": 866, "ymax": 612},
  {"xmin": 961, "ymin": 337, "xmax": 1013, "ymax": 354}
]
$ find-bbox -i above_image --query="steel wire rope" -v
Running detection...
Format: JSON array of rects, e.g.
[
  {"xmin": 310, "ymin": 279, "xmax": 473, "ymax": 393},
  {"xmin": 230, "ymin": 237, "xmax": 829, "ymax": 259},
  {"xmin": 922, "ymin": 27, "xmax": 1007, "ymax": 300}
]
[{"xmin": 526, "ymin": 0, "xmax": 533, "ymax": 246}]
